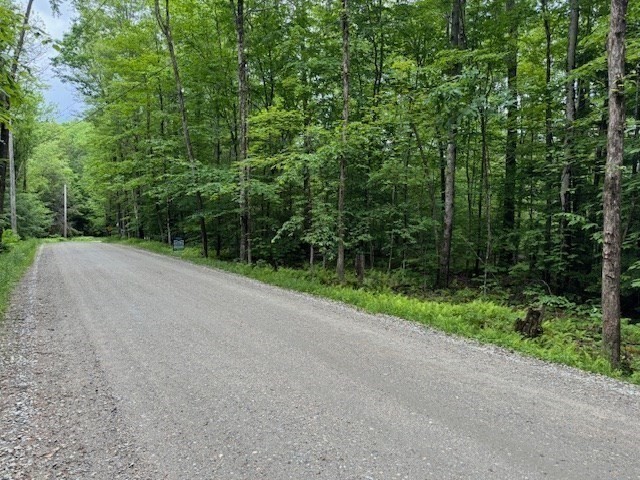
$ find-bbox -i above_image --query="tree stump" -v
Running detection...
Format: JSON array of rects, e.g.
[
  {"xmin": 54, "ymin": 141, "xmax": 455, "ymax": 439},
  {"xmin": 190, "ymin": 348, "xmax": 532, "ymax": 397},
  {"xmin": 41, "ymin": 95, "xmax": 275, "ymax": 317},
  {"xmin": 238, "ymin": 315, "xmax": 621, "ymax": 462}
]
[{"xmin": 515, "ymin": 307, "xmax": 544, "ymax": 338}]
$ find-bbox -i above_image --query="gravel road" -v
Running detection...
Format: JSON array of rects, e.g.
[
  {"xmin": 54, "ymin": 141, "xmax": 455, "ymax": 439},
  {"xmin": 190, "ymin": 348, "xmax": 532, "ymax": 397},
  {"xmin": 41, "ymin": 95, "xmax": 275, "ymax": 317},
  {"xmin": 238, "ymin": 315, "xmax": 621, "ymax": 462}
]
[{"xmin": 1, "ymin": 242, "xmax": 639, "ymax": 479}]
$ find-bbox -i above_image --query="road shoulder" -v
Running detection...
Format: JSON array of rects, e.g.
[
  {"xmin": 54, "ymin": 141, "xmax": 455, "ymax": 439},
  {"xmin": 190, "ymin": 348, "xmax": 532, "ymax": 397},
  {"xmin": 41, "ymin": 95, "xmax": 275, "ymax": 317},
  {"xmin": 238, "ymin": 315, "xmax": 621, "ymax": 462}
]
[{"xmin": 0, "ymin": 246, "xmax": 153, "ymax": 479}]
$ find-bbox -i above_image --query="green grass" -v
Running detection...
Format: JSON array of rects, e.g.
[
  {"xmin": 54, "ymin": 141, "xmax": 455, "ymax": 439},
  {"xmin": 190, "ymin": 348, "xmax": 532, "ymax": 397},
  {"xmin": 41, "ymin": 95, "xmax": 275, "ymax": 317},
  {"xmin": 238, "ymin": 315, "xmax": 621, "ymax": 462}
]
[
  {"xmin": 0, "ymin": 239, "xmax": 39, "ymax": 321},
  {"xmin": 107, "ymin": 237, "xmax": 640, "ymax": 385},
  {"xmin": 41, "ymin": 235, "xmax": 99, "ymax": 243}
]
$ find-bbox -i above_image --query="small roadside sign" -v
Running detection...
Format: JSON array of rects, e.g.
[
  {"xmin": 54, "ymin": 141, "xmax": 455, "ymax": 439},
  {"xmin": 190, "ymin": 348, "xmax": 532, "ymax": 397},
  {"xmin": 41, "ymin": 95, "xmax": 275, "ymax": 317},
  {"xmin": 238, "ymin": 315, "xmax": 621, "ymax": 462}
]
[{"xmin": 173, "ymin": 237, "xmax": 185, "ymax": 251}]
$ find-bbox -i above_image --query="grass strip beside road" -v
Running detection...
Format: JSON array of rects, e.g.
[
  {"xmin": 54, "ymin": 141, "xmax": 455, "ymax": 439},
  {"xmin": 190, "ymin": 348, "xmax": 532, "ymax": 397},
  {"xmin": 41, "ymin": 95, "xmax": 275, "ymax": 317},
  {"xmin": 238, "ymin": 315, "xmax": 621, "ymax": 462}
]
[
  {"xmin": 0, "ymin": 239, "xmax": 39, "ymax": 321},
  {"xmin": 109, "ymin": 238, "xmax": 640, "ymax": 385}
]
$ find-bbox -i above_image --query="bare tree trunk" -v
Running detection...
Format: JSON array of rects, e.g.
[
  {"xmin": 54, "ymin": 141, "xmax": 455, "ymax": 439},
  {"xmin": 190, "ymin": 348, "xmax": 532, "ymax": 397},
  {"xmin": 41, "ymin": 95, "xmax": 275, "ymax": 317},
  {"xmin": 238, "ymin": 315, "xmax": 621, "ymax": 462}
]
[
  {"xmin": 336, "ymin": 0, "xmax": 349, "ymax": 283},
  {"xmin": 634, "ymin": 64, "xmax": 640, "ymax": 173},
  {"xmin": 371, "ymin": 0, "xmax": 384, "ymax": 103},
  {"xmin": 8, "ymin": 129, "xmax": 16, "ymax": 233},
  {"xmin": 230, "ymin": 0, "xmax": 251, "ymax": 264},
  {"xmin": 475, "ymin": 134, "xmax": 485, "ymax": 275},
  {"xmin": 440, "ymin": 127, "xmax": 456, "ymax": 286},
  {"xmin": 300, "ymin": 32, "xmax": 315, "ymax": 268},
  {"xmin": 602, "ymin": 0, "xmax": 628, "ymax": 369},
  {"xmin": 503, "ymin": 0, "xmax": 518, "ymax": 261},
  {"xmin": 156, "ymin": 77, "xmax": 173, "ymax": 247},
  {"xmin": 542, "ymin": 0, "xmax": 553, "ymax": 280},
  {"xmin": 481, "ymin": 106, "xmax": 492, "ymax": 294},
  {"xmin": 155, "ymin": 0, "xmax": 208, "ymax": 257},
  {"xmin": 9, "ymin": 0, "xmax": 33, "ymax": 81},
  {"xmin": 166, "ymin": 199, "xmax": 172, "ymax": 245},
  {"xmin": 0, "ymin": 125, "xmax": 8, "ymax": 219},
  {"xmin": 561, "ymin": 0, "xmax": 579, "ymax": 231},
  {"xmin": 438, "ymin": 0, "xmax": 465, "ymax": 287}
]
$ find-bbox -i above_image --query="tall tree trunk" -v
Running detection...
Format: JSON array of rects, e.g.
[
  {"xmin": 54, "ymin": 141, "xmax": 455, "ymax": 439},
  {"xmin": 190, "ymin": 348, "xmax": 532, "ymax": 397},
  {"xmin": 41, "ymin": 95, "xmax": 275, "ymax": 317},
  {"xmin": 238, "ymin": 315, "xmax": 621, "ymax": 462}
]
[
  {"xmin": 440, "ymin": 127, "xmax": 456, "ymax": 286},
  {"xmin": 336, "ymin": 0, "xmax": 349, "ymax": 282},
  {"xmin": 9, "ymin": 0, "xmax": 33, "ymax": 82},
  {"xmin": 8, "ymin": 129, "xmax": 16, "ymax": 233},
  {"xmin": 231, "ymin": 0, "xmax": 251, "ymax": 264},
  {"xmin": 0, "ymin": 125, "xmax": 7, "ymax": 218},
  {"xmin": 503, "ymin": 0, "xmax": 518, "ymax": 263},
  {"xmin": 561, "ymin": 0, "xmax": 579, "ymax": 235},
  {"xmin": 602, "ymin": 0, "xmax": 628, "ymax": 369},
  {"xmin": 481, "ymin": 106, "xmax": 492, "ymax": 294},
  {"xmin": 156, "ymin": 74, "xmax": 173, "ymax": 246},
  {"xmin": 542, "ymin": 0, "xmax": 553, "ymax": 281},
  {"xmin": 438, "ymin": 0, "xmax": 465, "ymax": 287},
  {"xmin": 634, "ymin": 64, "xmax": 640, "ymax": 173},
  {"xmin": 155, "ymin": 0, "xmax": 209, "ymax": 257},
  {"xmin": 0, "ymin": 0, "xmax": 34, "ymax": 235},
  {"xmin": 371, "ymin": 0, "xmax": 384, "ymax": 103}
]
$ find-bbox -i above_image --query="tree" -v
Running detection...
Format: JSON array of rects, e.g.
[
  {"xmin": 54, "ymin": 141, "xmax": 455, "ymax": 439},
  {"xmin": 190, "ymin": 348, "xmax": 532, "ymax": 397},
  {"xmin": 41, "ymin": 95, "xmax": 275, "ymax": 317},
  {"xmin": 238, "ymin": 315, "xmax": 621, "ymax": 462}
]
[
  {"xmin": 44, "ymin": 0, "xmax": 640, "ymax": 336},
  {"xmin": 438, "ymin": 0, "xmax": 465, "ymax": 287},
  {"xmin": 230, "ymin": 0, "xmax": 251, "ymax": 263},
  {"xmin": 602, "ymin": 0, "xmax": 629, "ymax": 369},
  {"xmin": 503, "ymin": 0, "xmax": 518, "ymax": 262},
  {"xmin": 337, "ymin": 0, "xmax": 350, "ymax": 282},
  {"xmin": 0, "ymin": 0, "xmax": 33, "ymax": 237},
  {"xmin": 560, "ymin": 0, "xmax": 579, "ymax": 260},
  {"xmin": 155, "ymin": 0, "xmax": 209, "ymax": 257}
]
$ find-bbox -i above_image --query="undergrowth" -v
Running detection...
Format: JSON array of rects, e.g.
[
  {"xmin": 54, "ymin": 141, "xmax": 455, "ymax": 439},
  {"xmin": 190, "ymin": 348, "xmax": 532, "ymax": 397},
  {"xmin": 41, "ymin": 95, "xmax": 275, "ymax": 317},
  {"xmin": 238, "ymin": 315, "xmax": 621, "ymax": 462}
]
[
  {"xmin": 0, "ymin": 238, "xmax": 39, "ymax": 321},
  {"xmin": 108, "ymin": 237, "xmax": 640, "ymax": 385}
]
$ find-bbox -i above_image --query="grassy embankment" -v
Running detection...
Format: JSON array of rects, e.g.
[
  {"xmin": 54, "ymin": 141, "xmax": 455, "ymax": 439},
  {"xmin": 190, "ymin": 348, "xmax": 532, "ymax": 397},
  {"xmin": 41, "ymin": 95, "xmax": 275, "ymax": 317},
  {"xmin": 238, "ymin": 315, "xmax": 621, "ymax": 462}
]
[
  {"xmin": 0, "ymin": 239, "xmax": 39, "ymax": 321},
  {"xmin": 108, "ymin": 237, "xmax": 640, "ymax": 384}
]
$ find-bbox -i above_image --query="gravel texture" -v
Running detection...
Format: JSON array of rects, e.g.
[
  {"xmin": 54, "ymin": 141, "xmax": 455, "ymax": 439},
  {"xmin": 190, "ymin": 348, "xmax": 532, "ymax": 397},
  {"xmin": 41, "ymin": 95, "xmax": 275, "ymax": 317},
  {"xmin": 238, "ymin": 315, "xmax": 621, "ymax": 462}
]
[
  {"xmin": 1, "ymin": 242, "xmax": 639, "ymax": 479},
  {"xmin": 0, "ymin": 246, "xmax": 156, "ymax": 480}
]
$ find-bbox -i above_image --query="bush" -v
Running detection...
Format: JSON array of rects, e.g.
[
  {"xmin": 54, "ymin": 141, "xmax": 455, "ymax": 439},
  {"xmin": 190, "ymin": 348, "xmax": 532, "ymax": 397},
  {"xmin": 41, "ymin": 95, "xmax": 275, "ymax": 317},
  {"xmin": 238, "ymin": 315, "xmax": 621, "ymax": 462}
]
[
  {"xmin": 1, "ymin": 229, "xmax": 21, "ymax": 249},
  {"xmin": 0, "ymin": 238, "xmax": 38, "ymax": 321},
  {"xmin": 16, "ymin": 192, "xmax": 53, "ymax": 238}
]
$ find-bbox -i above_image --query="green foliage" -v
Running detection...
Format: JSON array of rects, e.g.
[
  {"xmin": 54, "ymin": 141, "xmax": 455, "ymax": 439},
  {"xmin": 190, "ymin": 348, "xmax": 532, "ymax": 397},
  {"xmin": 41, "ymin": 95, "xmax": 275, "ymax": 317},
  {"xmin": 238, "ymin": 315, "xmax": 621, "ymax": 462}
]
[
  {"xmin": 1, "ymin": 229, "xmax": 20, "ymax": 246},
  {"xmin": 0, "ymin": 0, "xmax": 21, "ymax": 122},
  {"xmin": 10, "ymin": 120, "xmax": 95, "ymax": 238},
  {"xmin": 16, "ymin": 192, "xmax": 53, "ymax": 238},
  {"xmin": 16, "ymin": 0, "xmax": 638, "ymax": 372},
  {"xmin": 0, "ymin": 238, "xmax": 38, "ymax": 321}
]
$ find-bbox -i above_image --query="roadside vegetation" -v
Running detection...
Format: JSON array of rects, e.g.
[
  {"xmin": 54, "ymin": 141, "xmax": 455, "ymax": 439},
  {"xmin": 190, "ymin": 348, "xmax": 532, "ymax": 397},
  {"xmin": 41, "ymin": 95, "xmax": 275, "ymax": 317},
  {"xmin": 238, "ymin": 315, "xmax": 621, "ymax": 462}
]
[
  {"xmin": 0, "ymin": 233, "xmax": 38, "ymax": 321},
  {"xmin": 1, "ymin": 0, "xmax": 638, "ymax": 376},
  {"xmin": 111, "ymin": 237, "xmax": 640, "ymax": 385}
]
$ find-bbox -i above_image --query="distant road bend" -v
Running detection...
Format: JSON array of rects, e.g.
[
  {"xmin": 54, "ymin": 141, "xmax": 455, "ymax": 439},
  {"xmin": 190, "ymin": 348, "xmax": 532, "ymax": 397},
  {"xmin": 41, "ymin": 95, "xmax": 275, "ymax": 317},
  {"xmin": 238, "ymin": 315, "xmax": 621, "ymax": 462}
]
[{"xmin": 0, "ymin": 242, "xmax": 639, "ymax": 479}]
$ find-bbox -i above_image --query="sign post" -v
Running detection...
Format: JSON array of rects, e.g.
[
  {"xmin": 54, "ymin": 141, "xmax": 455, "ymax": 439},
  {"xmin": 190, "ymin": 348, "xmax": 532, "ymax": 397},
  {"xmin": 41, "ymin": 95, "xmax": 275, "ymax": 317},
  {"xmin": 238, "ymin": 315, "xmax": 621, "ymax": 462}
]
[{"xmin": 172, "ymin": 237, "xmax": 184, "ymax": 251}]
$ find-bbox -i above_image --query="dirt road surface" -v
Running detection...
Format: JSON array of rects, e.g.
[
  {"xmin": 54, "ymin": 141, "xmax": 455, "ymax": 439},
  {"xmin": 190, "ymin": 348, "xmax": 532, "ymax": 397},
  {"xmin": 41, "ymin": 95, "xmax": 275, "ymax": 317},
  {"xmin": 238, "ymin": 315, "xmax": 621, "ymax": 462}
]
[{"xmin": 1, "ymin": 242, "xmax": 639, "ymax": 479}]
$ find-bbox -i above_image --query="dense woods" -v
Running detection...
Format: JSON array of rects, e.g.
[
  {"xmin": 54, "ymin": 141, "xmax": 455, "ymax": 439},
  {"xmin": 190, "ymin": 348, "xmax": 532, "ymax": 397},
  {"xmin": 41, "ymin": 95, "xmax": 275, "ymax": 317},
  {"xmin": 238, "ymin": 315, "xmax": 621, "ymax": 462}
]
[{"xmin": 1, "ymin": 0, "xmax": 639, "ymax": 364}]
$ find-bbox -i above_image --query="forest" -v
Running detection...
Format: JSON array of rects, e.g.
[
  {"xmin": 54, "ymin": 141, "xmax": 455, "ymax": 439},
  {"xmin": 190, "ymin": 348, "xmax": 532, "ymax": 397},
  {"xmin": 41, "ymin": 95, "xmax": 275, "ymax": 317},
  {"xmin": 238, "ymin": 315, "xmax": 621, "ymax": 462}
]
[{"xmin": 1, "ymin": 0, "xmax": 638, "ymax": 366}]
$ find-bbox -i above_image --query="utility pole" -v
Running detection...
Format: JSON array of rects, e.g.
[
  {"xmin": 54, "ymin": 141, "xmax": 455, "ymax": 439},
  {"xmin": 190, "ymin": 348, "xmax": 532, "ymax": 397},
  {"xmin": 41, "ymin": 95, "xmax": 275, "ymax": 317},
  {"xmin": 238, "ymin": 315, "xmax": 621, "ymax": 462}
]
[
  {"xmin": 64, "ymin": 184, "xmax": 68, "ymax": 238},
  {"xmin": 8, "ymin": 127, "xmax": 16, "ymax": 234}
]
